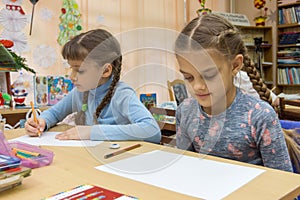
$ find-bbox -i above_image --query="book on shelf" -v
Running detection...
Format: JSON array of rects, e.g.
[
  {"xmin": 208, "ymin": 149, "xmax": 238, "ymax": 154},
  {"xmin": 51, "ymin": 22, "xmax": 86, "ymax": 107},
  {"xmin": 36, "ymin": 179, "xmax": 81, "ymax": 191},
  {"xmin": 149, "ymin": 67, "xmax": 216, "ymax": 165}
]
[
  {"xmin": 278, "ymin": 32, "xmax": 300, "ymax": 44},
  {"xmin": 278, "ymin": 5, "xmax": 300, "ymax": 24},
  {"xmin": 44, "ymin": 184, "xmax": 139, "ymax": 200},
  {"xmin": 140, "ymin": 93, "xmax": 157, "ymax": 109},
  {"xmin": 278, "ymin": 67, "xmax": 300, "ymax": 84}
]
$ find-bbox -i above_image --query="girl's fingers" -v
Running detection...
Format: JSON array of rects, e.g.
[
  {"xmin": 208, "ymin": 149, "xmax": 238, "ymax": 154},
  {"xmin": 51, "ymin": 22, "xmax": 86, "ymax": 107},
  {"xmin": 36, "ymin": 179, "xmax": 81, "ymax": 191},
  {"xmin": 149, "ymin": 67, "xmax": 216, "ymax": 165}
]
[{"xmin": 25, "ymin": 118, "xmax": 41, "ymax": 137}]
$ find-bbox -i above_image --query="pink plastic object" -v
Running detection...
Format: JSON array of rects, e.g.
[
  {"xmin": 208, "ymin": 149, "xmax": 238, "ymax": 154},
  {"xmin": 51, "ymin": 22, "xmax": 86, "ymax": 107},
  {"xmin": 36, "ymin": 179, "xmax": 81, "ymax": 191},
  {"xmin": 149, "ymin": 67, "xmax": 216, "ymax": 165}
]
[{"xmin": 8, "ymin": 141, "xmax": 54, "ymax": 169}]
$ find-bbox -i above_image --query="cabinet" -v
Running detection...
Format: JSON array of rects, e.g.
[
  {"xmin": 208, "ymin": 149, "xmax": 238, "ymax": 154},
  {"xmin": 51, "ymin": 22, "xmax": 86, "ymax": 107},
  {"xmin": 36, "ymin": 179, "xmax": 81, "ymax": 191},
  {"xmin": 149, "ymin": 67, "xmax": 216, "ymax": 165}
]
[
  {"xmin": 276, "ymin": 1, "xmax": 300, "ymax": 94},
  {"xmin": 237, "ymin": 26, "xmax": 274, "ymax": 88}
]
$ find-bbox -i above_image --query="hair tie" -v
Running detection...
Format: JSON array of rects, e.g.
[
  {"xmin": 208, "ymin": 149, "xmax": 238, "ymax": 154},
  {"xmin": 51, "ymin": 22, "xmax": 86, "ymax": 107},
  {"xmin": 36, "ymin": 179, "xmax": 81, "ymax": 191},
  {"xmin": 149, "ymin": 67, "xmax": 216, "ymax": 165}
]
[{"xmin": 82, "ymin": 104, "xmax": 88, "ymax": 112}]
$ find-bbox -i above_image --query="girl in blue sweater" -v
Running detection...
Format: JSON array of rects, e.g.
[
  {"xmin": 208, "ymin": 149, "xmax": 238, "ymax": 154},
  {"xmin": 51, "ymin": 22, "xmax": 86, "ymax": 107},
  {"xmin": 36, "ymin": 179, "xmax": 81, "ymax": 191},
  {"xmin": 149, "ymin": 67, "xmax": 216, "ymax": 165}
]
[{"xmin": 25, "ymin": 29, "xmax": 161, "ymax": 143}]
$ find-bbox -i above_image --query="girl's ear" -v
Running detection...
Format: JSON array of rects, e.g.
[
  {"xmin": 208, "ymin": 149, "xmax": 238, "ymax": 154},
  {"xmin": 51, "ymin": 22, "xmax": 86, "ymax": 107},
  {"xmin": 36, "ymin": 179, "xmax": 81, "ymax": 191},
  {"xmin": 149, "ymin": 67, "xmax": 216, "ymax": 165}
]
[
  {"xmin": 102, "ymin": 64, "xmax": 113, "ymax": 78},
  {"xmin": 231, "ymin": 54, "xmax": 243, "ymax": 76}
]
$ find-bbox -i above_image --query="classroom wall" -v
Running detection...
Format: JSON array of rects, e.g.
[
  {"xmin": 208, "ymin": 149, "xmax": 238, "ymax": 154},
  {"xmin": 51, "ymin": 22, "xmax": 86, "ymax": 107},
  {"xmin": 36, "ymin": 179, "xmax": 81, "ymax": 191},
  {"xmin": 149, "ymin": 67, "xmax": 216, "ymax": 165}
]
[
  {"xmin": 1, "ymin": 0, "xmax": 187, "ymax": 104},
  {"xmin": 1, "ymin": 0, "xmax": 275, "ymax": 105}
]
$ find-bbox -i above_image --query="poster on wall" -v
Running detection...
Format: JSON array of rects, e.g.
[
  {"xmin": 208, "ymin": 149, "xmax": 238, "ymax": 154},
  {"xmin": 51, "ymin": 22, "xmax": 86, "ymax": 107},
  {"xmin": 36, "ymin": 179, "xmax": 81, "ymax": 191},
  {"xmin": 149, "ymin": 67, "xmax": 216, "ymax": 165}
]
[
  {"xmin": 47, "ymin": 76, "xmax": 73, "ymax": 106},
  {"xmin": 34, "ymin": 75, "xmax": 74, "ymax": 106},
  {"xmin": 34, "ymin": 75, "xmax": 48, "ymax": 106}
]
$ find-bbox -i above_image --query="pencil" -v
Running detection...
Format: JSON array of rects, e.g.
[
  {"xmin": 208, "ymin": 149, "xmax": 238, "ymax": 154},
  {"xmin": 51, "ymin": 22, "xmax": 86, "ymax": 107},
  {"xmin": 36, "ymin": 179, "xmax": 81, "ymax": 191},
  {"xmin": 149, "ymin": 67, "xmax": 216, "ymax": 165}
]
[
  {"xmin": 104, "ymin": 144, "xmax": 142, "ymax": 159},
  {"xmin": 30, "ymin": 101, "xmax": 41, "ymax": 137}
]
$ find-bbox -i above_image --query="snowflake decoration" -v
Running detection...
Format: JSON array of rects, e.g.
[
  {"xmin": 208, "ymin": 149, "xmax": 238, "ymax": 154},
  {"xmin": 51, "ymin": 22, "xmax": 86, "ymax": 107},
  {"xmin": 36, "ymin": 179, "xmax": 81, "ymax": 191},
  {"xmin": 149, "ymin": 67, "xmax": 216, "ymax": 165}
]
[
  {"xmin": 0, "ymin": 8, "xmax": 28, "ymax": 32},
  {"xmin": 0, "ymin": 30, "xmax": 28, "ymax": 53},
  {"xmin": 40, "ymin": 8, "xmax": 53, "ymax": 21},
  {"xmin": 33, "ymin": 45, "xmax": 57, "ymax": 68}
]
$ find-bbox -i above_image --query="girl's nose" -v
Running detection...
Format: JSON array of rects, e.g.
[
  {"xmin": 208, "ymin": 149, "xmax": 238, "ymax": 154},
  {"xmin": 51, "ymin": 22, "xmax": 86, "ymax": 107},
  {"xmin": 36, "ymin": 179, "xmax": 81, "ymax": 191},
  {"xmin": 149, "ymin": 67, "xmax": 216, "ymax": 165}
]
[
  {"xmin": 193, "ymin": 78, "xmax": 207, "ymax": 91},
  {"xmin": 70, "ymin": 70, "xmax": 78, "ymax": 82}
]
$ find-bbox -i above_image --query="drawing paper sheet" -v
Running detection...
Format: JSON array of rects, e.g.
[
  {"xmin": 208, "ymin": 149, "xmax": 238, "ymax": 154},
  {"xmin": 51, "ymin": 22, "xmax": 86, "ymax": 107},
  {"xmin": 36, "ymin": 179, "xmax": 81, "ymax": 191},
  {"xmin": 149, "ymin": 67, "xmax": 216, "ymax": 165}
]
[
  {"xmin": 10, "ymin": 132, "xmax": 103, "ymax": 147},
  {"xmin": 95, "ymin": 150, "xmax": 265, "ymax": 200}
]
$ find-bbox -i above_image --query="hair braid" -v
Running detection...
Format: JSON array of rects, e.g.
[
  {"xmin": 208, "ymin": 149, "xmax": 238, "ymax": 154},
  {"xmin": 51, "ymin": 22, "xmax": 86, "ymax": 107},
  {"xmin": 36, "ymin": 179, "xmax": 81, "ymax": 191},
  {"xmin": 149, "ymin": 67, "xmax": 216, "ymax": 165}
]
[
  {"xmin": 94, "ymin": 57, "xmax": 122, "ymax": 120},
  {"xmin": 242, "ymin": 53, "xmax": 273, "ymax": 106},
  {"xmin": 75, "ymin": 91, "xmax": 89, "ymax": 125}
]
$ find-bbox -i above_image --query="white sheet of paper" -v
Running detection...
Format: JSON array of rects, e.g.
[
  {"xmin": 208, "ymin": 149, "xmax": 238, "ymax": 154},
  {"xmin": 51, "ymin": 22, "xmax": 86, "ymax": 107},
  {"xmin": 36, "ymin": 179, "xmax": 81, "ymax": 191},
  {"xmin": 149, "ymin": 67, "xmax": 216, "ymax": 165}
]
[
  {"xmin": 9, "ymin": 132, "xmax": 103, "ymax": 147},
  {"xmin": 95, "ymin": 150, "xmax": 265, "ymax": 200}
]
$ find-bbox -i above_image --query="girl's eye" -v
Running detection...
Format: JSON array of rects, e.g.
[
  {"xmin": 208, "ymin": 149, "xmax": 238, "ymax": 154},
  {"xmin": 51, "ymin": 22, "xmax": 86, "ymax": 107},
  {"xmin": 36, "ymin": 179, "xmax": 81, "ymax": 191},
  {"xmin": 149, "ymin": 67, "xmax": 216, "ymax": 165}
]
[
  {"xmin": 184, "ymin": 76, "xmax": 194, "ymax": 82},
  {"xmin": 203, "ymin": 72, "xmax": 217, "ymax": 80},
  {"xmin": 77, "ymin": 70, "xmax": 84, "ymax": 74}
]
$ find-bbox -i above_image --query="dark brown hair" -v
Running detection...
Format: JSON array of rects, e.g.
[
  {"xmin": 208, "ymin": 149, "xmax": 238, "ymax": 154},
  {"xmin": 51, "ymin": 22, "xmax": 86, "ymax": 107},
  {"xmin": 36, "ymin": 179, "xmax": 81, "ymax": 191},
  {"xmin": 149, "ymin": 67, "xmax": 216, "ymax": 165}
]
[
  {"xmin": 174, "ymin": 13, "xmax": 272, "ymax": 105},
  {"xmin": 62, "ymin": 29, "xmax": 122, "ymax": 124}
]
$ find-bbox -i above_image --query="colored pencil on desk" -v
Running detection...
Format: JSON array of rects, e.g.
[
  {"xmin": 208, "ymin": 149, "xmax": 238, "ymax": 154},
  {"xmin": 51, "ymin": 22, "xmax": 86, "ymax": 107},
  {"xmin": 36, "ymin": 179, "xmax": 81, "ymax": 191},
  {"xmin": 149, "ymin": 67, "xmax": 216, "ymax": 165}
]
[
  {"xmin": 30, "ymin": 101, "xmax": 41, "ymax": 137},
  {"xmin": 104, "ymin": 144, "xmax": 142, "ymax": 159}
]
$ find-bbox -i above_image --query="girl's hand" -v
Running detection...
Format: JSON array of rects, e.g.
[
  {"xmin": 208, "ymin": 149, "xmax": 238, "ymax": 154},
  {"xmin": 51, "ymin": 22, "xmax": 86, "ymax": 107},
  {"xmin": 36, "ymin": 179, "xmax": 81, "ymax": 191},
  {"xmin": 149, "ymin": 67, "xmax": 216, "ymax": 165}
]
[
  {"xmin": 55, "ymin": 126, "xmax": 91, "ymax": 140},
  {"xmin": 25, "ymin": 118, "xmax": 46, "ymax": 137}
]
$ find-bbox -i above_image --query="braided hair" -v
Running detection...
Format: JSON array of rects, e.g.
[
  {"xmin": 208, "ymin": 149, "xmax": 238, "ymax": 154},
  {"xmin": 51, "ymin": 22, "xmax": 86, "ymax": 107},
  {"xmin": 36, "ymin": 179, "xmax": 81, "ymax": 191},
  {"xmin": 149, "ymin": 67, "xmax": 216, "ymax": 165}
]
[
  {"xmin": 62, "ymin": 29, "xmax": 122, "ymax": 125},
  {"xmin": 174, "ymin": 13, "xmax": 273, "ymax": 106}
]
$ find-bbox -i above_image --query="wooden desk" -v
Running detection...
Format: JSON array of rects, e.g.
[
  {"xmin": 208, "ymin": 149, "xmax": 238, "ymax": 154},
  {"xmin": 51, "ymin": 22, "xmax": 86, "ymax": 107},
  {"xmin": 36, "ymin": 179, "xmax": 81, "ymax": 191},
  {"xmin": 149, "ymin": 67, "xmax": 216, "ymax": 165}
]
[
  {"xmin": 0, "ymin": 107, "xmax": 49, "ymax": 126},
  {"xmin": 2, "ymin": 129, "xmax": 300, "ymax": 200}
]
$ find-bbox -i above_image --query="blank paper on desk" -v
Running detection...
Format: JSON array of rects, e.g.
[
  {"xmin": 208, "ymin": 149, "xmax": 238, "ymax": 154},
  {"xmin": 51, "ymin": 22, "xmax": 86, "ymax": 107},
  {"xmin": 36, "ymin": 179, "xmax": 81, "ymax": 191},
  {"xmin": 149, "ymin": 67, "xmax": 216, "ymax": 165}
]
[
  {"xmin": 10, "ymin": 132, "xmax": 103, "ymax": 147},
  {"xmin": 95, "ymin": 150, "xmax": 265, "ymax": 200}
]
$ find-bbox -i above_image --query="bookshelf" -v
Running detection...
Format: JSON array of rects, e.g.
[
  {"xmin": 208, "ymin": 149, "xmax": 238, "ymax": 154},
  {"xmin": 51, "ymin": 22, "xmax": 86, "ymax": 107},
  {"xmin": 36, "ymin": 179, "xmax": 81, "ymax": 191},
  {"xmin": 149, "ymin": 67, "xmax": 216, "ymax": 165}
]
[
  {"xmin": 237, "ymin": 26, "xmax": 274, "ymax": 88},
  {"xmin": 276, "ymin": 0, "xmax": 300, "ymax": 94}
]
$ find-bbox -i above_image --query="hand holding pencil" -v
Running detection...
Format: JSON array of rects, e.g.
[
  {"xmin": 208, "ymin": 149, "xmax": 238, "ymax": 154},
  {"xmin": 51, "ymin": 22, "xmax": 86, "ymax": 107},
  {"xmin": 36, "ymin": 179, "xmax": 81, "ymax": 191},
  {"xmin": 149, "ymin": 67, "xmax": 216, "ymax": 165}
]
[{"xmin": 24, "ymin": 102, "xmax": 46, "ymax": 137}]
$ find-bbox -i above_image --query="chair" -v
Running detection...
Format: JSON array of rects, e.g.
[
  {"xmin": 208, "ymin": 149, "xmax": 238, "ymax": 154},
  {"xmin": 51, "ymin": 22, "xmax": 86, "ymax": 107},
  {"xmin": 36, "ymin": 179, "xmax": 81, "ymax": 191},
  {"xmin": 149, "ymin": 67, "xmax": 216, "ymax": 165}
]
[
  {"xmin": 149, "ymin": 106, "xmax": 176, "ymax": 147},
  {"xmin": 279, "ymin": 98, "xmax": 300, "ymax": 121},
  {"xmin": 167, "ymin": 79, "xmax": 188, "ymax": 106}
]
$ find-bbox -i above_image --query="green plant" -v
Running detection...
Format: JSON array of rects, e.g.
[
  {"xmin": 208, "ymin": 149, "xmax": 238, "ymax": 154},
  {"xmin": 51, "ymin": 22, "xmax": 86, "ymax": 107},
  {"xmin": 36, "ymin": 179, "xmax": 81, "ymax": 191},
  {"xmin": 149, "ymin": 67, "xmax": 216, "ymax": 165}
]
[
  {"xmin": 7, "ymin": 49, "xmax": 36, "ymax": 74},
  {"xmin": 0, "ymin": 39, "xmax": 36, "ymax": 74}
]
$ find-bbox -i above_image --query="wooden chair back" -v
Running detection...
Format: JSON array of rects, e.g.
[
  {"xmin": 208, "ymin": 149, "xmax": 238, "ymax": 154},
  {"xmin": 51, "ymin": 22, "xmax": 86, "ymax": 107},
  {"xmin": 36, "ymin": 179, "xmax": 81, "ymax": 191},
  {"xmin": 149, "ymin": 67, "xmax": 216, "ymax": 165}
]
[
  {"xmin": 149, "ymin": 107, "xmax": 176, "ymax": 147},
  {"xmin": 167, "ymin": 79, "xmax": 188, "ymax": 106},
  {"xmin": 279, "ymin": 98, "xmax": 300, "ymax": 121}
]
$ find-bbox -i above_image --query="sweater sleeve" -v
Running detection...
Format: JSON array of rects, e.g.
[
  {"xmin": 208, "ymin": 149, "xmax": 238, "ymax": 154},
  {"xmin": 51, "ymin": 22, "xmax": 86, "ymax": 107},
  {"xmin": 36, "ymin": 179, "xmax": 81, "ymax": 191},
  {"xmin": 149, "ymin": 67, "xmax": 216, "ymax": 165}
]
[
  {"xmin": 251, "ymin": 104, "xmax": 293, "ymax": 172},
  {"xmin": 90, "ymin": 91, "xmax": 161, "ymax": 144}
]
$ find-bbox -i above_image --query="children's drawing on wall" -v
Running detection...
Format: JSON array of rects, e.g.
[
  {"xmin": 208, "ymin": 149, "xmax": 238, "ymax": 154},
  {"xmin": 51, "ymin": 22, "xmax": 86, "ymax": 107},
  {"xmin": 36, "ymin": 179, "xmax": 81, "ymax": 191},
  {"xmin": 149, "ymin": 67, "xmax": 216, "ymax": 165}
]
[
  {"xmin": 173, "ymin": 83, "xmax": 188, "ymax": 106},
  {"xmin": 34, "ymin": 76, "xmax": 48, "ymax": 106},
  {"xmin": 48, "ymin": 76, "xmax": 73, "ymax": 106}
]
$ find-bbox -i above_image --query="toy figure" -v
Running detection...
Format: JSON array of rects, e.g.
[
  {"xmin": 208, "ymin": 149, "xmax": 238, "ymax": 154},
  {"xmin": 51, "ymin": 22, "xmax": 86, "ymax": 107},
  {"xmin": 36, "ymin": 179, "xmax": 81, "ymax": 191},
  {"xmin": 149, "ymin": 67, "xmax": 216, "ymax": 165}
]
[{"xmin": 11, "ymin": 73, "xmax": 28, "ymax": 107}]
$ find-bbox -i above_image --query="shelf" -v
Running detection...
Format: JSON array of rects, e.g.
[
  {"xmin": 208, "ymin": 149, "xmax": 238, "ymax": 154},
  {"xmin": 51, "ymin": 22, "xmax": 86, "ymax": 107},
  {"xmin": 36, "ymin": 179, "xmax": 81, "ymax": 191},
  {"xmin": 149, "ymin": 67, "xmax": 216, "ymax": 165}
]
[
  {"xmin": 278, "ymin": 23, "xmax": 300, "ymax": 28},
  {"xmin": 264, "ymin": 81, "xmax": 274, "ymax": 85},
  {"xmin": 277, "ymin": 64, "xmax": 300, "ymax": 67},
  {"xmin": 237, "ymin": 25, "xmax": 273, "ymax": 88},
  {"xmin": 237, "ymin": 26, "xmax": 272, "ymax": 29},
  {"xmin": 277, "ymin": 84, "xmax": 300, "ymax": 86},
  {"xmin": 278, "ymin": 44, "xmax": 300, "ymax": 47},
  {"xmin": 276, "ymin": 1, "xmax": 300, "ymax": 93},
  {"xmin": 245, "ymin": 44, "xmax": 272, "ymax": 49},
  {"xmin": 278, "ymin": 2, "xmax": 300, "ymax": 8},
  {"xmin": 262, "ymin": 63, "xmax": 273, "ymax": 67}
]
